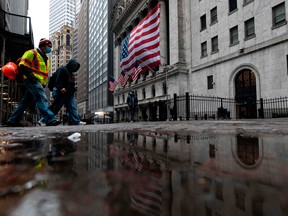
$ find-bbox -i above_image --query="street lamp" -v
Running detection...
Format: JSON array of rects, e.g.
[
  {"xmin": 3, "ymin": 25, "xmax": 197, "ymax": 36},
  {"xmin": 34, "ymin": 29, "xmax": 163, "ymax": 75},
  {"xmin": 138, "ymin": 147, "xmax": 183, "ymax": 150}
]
[{"xmin": 164, "ymin": 65, "xmax": 174, "ymax": 121}]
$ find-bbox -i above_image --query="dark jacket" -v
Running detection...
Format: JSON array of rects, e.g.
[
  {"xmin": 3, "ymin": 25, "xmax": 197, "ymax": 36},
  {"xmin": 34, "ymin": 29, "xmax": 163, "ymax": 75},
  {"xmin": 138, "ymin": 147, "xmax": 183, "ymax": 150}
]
[
  {"xmin": 55, "ymin": 59, "xmax": 80, "ymax": 94},
  {"xmin": 126, "ymin": 93, "xmax": 138, "ymax": 109}
]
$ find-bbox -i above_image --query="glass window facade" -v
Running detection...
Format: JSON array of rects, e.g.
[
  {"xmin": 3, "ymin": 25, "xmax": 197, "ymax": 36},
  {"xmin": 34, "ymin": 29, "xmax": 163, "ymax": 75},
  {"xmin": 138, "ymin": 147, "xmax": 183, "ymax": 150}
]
[
  {"xmin": 88, "ymin": 0, "xmax": 109, "ymax": 112},
  {"xmin": 49, "ymin": 0, "xmax": 76, "ymax": 37}
]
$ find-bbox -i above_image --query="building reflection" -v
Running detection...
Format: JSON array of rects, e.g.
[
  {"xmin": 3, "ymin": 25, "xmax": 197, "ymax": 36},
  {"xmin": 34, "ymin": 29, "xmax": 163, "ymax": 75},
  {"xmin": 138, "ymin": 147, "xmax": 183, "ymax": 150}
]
[{"xmin": 75, "ymin": 131, "xmax": 288, "ymax": 216}]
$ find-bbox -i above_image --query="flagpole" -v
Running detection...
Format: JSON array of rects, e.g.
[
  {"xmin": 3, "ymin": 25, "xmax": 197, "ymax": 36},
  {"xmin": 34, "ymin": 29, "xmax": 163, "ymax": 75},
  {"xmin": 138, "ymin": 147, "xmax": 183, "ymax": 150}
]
[
  {"xmin": 137, "ymin": 58, "xmax": 156, "ymax": 74},
  {"xmin": 143, "ymin": 49, "xmax": 174, "ymax": 121}
]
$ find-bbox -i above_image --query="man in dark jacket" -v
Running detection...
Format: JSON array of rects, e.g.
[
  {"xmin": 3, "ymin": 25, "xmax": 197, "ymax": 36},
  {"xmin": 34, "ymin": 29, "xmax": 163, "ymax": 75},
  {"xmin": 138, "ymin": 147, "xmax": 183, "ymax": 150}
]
[
  {"xmin": 126, "ymin": 91, "xmax": 138, "ymax": 122},
  {"xmin": 49, "ymin": 59, "xmax": 86, "ymax": 125}
]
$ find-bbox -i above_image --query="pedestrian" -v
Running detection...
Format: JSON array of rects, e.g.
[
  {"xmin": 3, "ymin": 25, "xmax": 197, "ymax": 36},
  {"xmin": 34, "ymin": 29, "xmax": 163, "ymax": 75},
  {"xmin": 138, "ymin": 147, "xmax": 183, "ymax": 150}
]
[
  {"xmin": 126, "ymin": 91, "xmax": 138, "ymax": 122},
  {"xmin": 47, "ymin": 59, "xmax": 86, "ymax": 125},
  {"xmin": 6, "ymin": 38, "xmax": 61, "ymax": 127}
]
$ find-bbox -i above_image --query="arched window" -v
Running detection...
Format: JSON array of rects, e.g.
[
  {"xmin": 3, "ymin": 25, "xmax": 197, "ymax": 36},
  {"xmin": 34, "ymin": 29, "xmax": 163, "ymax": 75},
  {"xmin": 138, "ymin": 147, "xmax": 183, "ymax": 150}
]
[{"xmin": 66, "ymin": 34, "xmax": 71, "ymax": 46}]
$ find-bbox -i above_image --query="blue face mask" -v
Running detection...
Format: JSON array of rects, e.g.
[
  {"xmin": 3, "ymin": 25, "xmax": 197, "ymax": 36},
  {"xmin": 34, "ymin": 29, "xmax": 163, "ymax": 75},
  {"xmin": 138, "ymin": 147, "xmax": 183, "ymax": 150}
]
[{"xmin": 45, "ymin": 47, "xmax": 52, "ymax": 54}]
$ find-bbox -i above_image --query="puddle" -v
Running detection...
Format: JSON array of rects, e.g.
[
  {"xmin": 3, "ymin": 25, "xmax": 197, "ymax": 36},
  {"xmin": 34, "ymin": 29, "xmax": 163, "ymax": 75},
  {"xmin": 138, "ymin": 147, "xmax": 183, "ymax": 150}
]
[{"xmin": 0, "ymin": 131, "xmax": 288, "ymax": 215}]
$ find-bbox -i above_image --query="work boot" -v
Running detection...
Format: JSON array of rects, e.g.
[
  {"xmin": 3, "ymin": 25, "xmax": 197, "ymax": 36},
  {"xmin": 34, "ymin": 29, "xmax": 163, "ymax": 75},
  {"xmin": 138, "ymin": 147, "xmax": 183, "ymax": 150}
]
[
  {"xmin": 46, "ymin": 120, "xmax": 61, "ymax": 126},
  {"xmin": 5, "ymin": 121, "xmax": 25, "ymax": 127}
]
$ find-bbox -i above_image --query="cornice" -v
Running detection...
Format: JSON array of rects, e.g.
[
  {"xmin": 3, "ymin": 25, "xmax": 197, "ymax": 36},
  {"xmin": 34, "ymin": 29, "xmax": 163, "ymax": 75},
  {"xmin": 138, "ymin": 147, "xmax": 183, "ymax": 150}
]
[{"xmin": 111, "ymin": 0, "xmax": 151, "ymax": 36}]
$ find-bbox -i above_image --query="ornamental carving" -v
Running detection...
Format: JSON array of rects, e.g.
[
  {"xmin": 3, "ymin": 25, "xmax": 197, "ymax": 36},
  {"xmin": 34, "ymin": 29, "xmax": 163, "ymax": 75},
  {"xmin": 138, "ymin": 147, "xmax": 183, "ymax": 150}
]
[{"xmin": 112, "ymin": 0, "xmax": 150, "ymax": 35}]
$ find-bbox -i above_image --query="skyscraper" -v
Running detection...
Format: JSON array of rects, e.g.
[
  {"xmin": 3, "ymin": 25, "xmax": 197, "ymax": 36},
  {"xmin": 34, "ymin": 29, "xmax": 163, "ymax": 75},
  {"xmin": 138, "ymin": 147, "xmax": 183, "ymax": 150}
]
[
  {"xmin": 49, "ymin": 0, "xmax": 76, "ymax": 38},
  {"xmin": 87, "ymin": 0, "xmax": 115, "ymax": 117}
]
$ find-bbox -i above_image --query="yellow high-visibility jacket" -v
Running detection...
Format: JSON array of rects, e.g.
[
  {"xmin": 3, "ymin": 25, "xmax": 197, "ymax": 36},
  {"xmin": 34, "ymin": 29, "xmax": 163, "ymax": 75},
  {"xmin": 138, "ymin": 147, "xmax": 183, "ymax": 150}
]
[{"xmin": 18, "ymin": 49, "xmax": 50, "ymax": 85}]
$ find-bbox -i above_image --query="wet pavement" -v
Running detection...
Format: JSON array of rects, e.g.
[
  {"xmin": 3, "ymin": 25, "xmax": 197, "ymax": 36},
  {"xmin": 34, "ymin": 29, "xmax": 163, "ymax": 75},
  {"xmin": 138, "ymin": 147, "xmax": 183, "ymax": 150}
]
[{"xmin": 0, "ymin": 119, "xmax": 288, "ymax": 216}]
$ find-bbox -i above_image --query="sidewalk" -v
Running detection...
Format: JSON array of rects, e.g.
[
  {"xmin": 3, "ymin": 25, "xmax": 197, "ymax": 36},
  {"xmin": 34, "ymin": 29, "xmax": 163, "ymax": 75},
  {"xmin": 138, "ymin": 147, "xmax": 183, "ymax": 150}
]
[{"xmin": 1, "ymin": 118, "xmax": 287, "ymax": 138}]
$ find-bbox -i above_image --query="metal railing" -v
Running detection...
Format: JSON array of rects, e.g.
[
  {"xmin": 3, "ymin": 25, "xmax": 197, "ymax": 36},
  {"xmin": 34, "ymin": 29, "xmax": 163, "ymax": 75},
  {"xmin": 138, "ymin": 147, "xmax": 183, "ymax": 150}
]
[
  {"xmin": 168, "ymin": 94, "xmax": 288, "ymax": 121},
  {"xmin": 0, "ymin": 8, "xmax": 33, "ymax": 37},
  {"xmin": 258, "ymin": 96, "xmax": 288, "ymax": 118}
]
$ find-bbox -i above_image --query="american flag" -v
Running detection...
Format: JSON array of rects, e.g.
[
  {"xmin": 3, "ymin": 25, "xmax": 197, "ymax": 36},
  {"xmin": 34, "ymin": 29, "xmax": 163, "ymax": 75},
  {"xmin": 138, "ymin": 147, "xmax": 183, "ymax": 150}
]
[
  {"xmin": 131, "ymin": 61, "xmax": 143, "ymax": 82},
  {"xmin": 118, "ymin": 71, "xmax": 130, "ymax": 87},
  {"xmin": 120, "ymin": 3, "xmax": 161, "ymax": 75},
  {"xmin": 108, "ymin": 75, "xmax": 118, "ymax": 92}
]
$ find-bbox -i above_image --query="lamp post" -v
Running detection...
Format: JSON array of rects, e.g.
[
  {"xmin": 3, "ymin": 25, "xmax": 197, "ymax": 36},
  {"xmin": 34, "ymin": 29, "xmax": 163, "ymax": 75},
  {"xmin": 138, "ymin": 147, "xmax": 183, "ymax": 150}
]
[{"xmin": 164, "ymin": 65, "xmax": 174, "ymax": 121}]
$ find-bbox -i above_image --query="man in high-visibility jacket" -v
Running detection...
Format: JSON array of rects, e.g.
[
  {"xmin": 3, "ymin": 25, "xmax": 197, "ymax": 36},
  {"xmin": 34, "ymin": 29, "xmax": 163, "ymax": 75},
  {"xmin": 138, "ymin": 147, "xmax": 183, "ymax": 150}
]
[{"xmin": 6, "ymin": 38, "xmax": 61, "ymax": 127}]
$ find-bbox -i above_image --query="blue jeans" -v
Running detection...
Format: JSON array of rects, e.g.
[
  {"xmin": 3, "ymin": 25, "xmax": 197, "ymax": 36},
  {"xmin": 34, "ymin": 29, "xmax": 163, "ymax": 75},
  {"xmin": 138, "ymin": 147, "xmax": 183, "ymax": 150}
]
[
  {"xmin": 8, "ymin": 79, "xmax": 57, "ymax": 124},
  {"xmin": 129, "ymin": 106, "xmax": 136, "ymax": 121},
  {"xmin": 49, "ymin": 90, "xmax": 80, "ymax": 124}
]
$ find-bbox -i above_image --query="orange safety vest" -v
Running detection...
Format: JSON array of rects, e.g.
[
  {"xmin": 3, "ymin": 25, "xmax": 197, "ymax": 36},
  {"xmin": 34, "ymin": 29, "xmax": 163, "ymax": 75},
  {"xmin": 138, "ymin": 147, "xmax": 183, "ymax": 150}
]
[{"xmin": 18, "ymin": 49, "xmax": 50, "ymax": 85}]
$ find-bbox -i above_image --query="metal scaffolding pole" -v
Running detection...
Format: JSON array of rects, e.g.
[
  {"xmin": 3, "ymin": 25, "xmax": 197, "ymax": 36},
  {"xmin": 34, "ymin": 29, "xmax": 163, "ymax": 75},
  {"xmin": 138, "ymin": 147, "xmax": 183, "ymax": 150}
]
[{"xmin": 0, "ymin": 37, "xmax": 5, "ymax": 125}]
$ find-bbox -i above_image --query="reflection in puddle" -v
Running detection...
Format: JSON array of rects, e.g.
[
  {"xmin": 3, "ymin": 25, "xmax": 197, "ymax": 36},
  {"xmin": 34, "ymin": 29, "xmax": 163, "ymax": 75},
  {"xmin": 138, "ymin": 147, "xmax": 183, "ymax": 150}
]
[{"xmin": 0, "ymin": 131, "xmax": 288, "ymax": 215}]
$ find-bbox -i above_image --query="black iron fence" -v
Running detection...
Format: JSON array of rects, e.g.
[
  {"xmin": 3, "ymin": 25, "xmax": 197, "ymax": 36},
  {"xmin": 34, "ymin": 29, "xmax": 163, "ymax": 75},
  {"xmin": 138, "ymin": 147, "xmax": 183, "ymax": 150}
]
[
  {"xmin": 258, "ymin": 97, "xmax": 288, "ymax": 118},
  {"xmin": 167, "ymin": 93, "xmax": 288, "ymax": 121}
]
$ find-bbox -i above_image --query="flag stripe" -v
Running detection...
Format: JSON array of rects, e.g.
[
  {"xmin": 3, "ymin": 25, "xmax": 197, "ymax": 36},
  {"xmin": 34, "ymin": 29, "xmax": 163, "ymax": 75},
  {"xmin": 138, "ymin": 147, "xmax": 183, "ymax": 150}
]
[
  {"xmin": 121, "ymin": 32, "xmax": 160, "ymax": 71},
  {"xmin": 118, "ymin": 71, "xmax": 130, "ymax": 87},
  {"xmin": 108, "ymin": 76, "xmax": 118, "ymax": 92},
  {"xmin": 121, "ymin": 25, "xmax": 160, "ymax": 71},
  {"xmin": 131, "ymin": 66, "xmax": 142, "ymax": 81},
  {"xmin": 120, "ymin": 3, "xmax": 161, "ymax": 75}
]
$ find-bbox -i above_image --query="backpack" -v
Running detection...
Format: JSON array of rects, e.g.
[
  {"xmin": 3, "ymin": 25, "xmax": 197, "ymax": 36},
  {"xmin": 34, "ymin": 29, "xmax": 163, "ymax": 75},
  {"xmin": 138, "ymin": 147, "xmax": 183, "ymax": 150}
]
[{"xmin": 48, "ymin": 71, "xmax": 58, "ymax": 91}]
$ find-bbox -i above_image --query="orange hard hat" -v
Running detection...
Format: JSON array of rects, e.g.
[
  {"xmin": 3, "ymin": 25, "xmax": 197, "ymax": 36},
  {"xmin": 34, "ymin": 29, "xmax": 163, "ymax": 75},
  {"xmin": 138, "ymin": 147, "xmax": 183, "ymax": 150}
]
[{"xmin": 1, "ymin": 62, "xmax": 18, "ymax": 80}]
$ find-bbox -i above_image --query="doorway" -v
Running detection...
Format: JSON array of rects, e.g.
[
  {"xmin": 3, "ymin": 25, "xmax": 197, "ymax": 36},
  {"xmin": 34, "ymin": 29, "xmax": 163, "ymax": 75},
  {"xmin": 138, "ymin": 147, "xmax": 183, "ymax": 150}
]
[{"xmin": 235, "ymin": 69, "xmax": 257, "ymax": 119}]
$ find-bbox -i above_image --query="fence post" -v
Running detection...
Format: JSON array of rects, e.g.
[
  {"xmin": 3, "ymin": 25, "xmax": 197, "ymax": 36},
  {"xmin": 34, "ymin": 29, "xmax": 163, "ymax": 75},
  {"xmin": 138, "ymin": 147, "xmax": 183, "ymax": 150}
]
[
  {"xmin": 259, "ymin": 98, "xmax": 264, "ymax": 118},
  {"xmin": 185, "ymin": 92, "xmax": 190, "ymax": 120},
  {"xmin": 173, "ymin": 93, "xmax": 177, "ymax": 120}
]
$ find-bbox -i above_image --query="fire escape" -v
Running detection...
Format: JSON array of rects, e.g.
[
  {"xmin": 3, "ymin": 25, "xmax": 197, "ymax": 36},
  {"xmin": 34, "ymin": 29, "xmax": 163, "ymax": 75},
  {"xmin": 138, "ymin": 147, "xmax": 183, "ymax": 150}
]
[{"xmin": 0, "ymin": 8, "xmax": 34, "ymax": 125}]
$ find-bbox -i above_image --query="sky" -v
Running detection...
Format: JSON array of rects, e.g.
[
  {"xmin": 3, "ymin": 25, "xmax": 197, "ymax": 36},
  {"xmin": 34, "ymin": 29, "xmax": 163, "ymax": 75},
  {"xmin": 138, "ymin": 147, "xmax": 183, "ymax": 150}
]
[{"xmin": 28, "ymin": 0, "xmax": 50, "ymax": 46}]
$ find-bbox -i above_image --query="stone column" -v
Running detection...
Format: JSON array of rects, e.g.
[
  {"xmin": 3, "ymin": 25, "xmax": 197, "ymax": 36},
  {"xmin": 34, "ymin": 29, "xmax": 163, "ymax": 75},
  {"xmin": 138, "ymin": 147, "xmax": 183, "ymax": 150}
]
[
  {"xmin": 114, "ymin": 39, "xmax": 121, "ymax": 78},
  {"xmin": 159, "ymin": 0, "xmax": 168, "ymax": 66}
]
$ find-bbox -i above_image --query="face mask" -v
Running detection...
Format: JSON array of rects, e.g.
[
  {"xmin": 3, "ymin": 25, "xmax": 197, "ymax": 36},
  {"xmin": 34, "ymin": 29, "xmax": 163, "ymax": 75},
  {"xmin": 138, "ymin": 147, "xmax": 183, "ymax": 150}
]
[{"xmin": 45, "ymin": 47, "xmax": 52, "ymax": 54}]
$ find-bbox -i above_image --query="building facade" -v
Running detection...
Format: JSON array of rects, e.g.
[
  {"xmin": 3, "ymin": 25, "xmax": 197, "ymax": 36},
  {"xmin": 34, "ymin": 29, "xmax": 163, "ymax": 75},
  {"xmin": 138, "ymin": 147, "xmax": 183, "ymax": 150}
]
[
  {"xmin": 49, "ymin": 0, "xmax": 76, "ymax": 38},
  {"xmin": 76, "ymin": 0, "xmax": 89, "ymax": 118},
  {"xmin": 189, "ymin": 0, "xmax": 288, "ymax": 119},
  {"xmin": 50, "ymin": 25, "xmax": 74, "ymax": 73},
  {"xmin": 87, "ymin": 0, "xmax": 115, "ymax": 117},
  {"xmin": 111, "ymin": 0, "xmax": 288, "ymax": 121},
  {"xmin": 111, "ymin": 0, "xmax": 187, "ymax": 122}
]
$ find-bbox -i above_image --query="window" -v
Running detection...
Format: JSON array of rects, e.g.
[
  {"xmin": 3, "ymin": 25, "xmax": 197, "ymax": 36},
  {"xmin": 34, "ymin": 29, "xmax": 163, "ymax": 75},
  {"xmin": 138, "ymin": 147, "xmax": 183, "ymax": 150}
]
[
  {"xmin": 286, "ymin": 55, "xmax": 288, "ymax": 75},
  {"xmin": 211, "ymin": 36, "xmax": 218, "ymax": 53},
  {"xmin": 142, "ymin": 88, "xmax": 146, "ymax": 99},
  {"xmin": 152, "ymin": 85, "xmax": 156, "ymax": 97},
  {"xmin": 229, "ymin": 0, "xmax": 237, "ymax": 12},
  {"xmin": 215, "ymin": 182, "xmax": 223, "ymax": 200},
  {"xmin": 243, "ymin": 0, "xmax": 253, "ymax": 6},
  {"xmin": 209, "ymin": 144, "xmax": 216, "ymax": 158},
  {"xmin": 272, "ymin": 2, "xmax": 286, "ymax": 27},
  {"xmin": 207, "ymin": 75, "xmax": 214, "ymax": 89},
  {"xmin": 163, "ymin": 82, "xmax": 167, "ymax": 94},
  {"xmin": 210, "ymin": 7, "xmax": 218, "ymax": 25},
  {"xmin": 66, "ymin": 35, "xmax": 71, "ymax": 46},
  {"xmin": 230, "ymin": 26, "xmax": 239, "ymax": 45},
  {"xmin": 235, "ymin": 189, "xmax": 246, "ymax": 210},
  {"xmin": 200, "ymin": 14, "xmax": 207, "ymax": 31},
  {"xmin": 201, "ymin": 41, "xmax": 207, "ymax": 57},
  {"xmin": 245, "ymin": 17, "xmax": 255, "ymax": 39}
]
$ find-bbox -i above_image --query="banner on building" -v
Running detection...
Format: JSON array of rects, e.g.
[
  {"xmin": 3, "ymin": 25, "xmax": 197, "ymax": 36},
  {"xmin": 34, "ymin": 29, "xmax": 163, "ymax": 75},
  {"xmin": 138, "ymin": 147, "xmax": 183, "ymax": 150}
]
[{"xmin": 120, "ymin": 3, "xmax": 161, "ymax": 75}]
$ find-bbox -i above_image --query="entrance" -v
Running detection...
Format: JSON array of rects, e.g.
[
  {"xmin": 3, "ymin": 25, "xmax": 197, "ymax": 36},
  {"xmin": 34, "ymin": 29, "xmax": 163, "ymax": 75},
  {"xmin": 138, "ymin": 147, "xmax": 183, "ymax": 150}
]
[{"xmin": 235, "ymin": 69, "xmax": 257, "ymax": 119}]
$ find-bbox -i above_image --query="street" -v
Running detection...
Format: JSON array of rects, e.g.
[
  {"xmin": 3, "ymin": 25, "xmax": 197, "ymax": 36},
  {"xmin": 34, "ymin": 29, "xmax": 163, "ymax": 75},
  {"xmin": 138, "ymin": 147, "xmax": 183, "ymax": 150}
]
[{"xmin": 0, "ymin": 119, "xmax": 288, "ymax": 216}]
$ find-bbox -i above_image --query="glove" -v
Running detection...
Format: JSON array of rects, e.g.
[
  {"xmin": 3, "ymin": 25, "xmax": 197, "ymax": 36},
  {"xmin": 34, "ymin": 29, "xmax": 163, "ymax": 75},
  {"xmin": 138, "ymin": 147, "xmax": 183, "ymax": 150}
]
[{"xmin": 26, "ymin": 74, "xmax": 38, "ymax": 83}]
